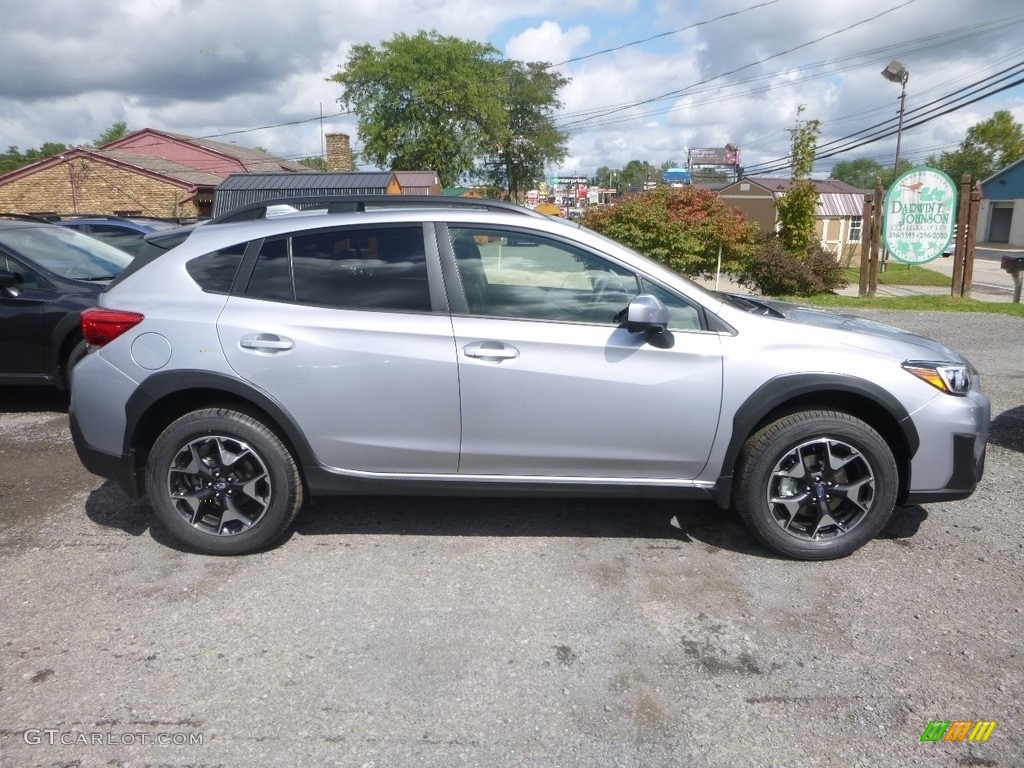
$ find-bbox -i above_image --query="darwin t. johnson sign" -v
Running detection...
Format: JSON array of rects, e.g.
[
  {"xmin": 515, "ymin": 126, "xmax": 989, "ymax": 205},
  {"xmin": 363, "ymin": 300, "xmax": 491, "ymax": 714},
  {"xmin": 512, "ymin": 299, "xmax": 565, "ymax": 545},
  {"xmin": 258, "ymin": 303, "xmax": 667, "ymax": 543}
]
[{"xmin": 882, "ymin": 167, "xmax": 958, "ymax": 264}]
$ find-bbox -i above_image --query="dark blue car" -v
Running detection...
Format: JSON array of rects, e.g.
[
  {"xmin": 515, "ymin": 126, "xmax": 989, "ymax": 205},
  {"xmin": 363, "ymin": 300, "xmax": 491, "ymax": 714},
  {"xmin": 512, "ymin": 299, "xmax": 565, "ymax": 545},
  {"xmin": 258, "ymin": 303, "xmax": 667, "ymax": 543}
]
[{"xmin": 0, "ymin": 217, "xmax": 132, "ymax": 389}]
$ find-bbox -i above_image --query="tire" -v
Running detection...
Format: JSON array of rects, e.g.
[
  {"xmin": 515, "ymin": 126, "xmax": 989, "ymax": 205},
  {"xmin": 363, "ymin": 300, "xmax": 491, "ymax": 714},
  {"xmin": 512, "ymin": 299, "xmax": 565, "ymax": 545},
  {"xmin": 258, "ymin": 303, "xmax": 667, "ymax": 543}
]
[
  {"xmin": 62, "ymin": 339, "xmax": 88, "ymax": 390},
  {"xmin": 145, "ymin": 408, "xmax": 304, "ymax": 555},
  {"xmin": 734, "ymin": 410, "xmax": 898, "ymax": 560}
]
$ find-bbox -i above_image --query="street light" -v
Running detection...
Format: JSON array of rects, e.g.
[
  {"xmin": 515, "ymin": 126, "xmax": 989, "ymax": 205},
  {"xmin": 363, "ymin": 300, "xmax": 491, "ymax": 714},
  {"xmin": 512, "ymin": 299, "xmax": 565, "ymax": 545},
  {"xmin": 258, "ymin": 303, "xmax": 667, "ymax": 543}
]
[{"xmin": 881, "ymin": 59, "xmax": 909, "ymax": 177}]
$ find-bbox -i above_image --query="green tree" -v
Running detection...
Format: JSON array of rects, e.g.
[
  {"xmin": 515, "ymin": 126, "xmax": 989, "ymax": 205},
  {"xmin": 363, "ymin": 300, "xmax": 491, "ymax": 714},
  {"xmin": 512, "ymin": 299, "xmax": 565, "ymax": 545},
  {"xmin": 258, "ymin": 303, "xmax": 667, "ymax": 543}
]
[
  {"xmin": 927, "ymin": 110, "xmax": 1024, "ymax": 182},
  {"xmin": 775, "ymin": 108, "xmax": 821, "ymax": 253},
  {"xmin": 691, "ymin": 167, "xmax": 730, "ymax": 184},
  {"xmin": 298, "ymin": 156, "xmax": 329, "ymax": 170},
  {"xmin": 619, "ymin": 159, "xmax": 659, "ymax": 190},
  {"xmin": 582, "ymin": 186, "xmax": 759, "ymax": 277},
  {"xmin": 93, "ymin": 121, "xmax": 130, "ymax": 146},
  {"xmin": 483, "ymin": 61, "xmax": 568, "ymax": 201},
  {"xmin": 0, "ymin": 142, "xmax": 69, "ymax": 175},
  {"xmin": 829, "ymin": 157, "xmax": 909, "ymax": 189},
  {"xmin": 331, "ymin": 31, "xmax": 507, "ymax": 187},
  {"xmin": 736, "ymin": 107, "xmax": 846, "ymax": 296}
]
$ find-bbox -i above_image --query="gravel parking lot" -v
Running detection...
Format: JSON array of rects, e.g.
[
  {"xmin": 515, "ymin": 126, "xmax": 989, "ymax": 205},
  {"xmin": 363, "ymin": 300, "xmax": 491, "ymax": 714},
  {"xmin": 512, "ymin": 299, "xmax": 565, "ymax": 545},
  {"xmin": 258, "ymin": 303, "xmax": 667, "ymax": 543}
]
[{"xmin": 1, "ymin": 309, "xmax": 1021, "ymax": 767}]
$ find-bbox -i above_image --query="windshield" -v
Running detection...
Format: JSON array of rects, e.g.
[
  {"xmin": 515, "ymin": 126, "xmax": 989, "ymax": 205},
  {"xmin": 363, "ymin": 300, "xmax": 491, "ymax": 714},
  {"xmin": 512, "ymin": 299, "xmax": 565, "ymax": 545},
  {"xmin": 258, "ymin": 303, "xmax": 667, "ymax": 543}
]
[{"xmin": 0, "ymin": 224, "xmax": 133, "ymax": 279}]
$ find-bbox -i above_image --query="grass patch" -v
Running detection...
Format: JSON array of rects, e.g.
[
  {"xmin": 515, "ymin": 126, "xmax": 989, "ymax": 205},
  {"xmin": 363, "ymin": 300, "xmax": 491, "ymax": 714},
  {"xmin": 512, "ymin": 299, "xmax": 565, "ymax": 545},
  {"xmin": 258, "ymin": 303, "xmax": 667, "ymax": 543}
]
[
  {"xmin": 842, "ymin": 265, "xmax": 951, "ymax": 287},
  {"xmin": 787, "ymin": 293, "xmax": 1024, "ymax": 317}
]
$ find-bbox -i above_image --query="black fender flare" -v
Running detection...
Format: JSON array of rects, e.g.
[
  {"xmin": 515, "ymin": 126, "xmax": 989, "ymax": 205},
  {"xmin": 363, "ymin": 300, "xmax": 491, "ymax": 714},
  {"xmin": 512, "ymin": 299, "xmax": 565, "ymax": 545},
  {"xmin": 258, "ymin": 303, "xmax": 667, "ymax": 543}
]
[
  {"xmin": 711, "ymin": 373, "xmax": 920, "ymax": 508},
  {"xmin": 123, "ymin": 370, "xmax": 320, "ymax": 488}
]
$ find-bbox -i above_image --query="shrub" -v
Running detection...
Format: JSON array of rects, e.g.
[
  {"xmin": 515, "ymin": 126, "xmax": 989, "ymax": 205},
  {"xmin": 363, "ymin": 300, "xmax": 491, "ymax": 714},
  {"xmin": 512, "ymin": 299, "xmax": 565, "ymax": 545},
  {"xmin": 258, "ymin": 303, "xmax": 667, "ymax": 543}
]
[
  {"xmin": 582, "ymin": 186, "xmax": 759, "ymax": 277},
  {"xmin": 734, "ymin": 235, "xmax": 848, "ymax": 297}
]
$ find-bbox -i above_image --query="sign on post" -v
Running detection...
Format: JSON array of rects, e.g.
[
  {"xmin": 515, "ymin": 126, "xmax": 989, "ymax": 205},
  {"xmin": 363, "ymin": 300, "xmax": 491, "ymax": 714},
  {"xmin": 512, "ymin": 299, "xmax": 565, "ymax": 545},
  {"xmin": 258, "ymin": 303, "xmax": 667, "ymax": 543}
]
[{"xmin": 882, "ymin": 167, "xmax": 957, "ymax": 264}]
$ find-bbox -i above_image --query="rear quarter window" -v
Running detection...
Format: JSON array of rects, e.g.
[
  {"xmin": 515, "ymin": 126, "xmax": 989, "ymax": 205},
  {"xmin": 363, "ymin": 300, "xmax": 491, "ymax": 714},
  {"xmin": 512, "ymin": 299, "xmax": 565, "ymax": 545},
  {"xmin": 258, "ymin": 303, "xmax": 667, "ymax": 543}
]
[{"xmin": 186, "ymin": 243, "xmax": 247, "ymax": 294}]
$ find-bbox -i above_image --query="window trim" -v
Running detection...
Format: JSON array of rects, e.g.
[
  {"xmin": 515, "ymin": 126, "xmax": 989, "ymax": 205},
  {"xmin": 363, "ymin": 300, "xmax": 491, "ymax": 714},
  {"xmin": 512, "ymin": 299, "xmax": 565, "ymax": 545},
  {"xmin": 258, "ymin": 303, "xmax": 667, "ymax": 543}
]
[
  {"xmin": 439, "ymin": 223, "xmax": 710, "ymax": 332},
  {"xmin": 236, "ymin": 222, "xmax": 440, "ymax": 314}
]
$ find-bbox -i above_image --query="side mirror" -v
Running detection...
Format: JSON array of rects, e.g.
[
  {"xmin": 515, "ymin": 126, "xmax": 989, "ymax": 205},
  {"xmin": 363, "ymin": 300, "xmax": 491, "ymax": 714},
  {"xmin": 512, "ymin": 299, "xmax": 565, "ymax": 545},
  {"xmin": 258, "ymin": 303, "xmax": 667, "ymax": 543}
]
[
  {"xmin": 0, "ymin": 269, "xmax": 23, "ymax": 296},
  {"xmin": 624, "ymin": 294, "xmax": 674, "ymax": 349}
]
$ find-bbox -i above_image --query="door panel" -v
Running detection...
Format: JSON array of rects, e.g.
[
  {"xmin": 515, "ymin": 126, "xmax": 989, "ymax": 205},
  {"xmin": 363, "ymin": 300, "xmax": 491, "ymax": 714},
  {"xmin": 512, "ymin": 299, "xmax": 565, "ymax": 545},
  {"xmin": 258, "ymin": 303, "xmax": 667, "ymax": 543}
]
[
  {"xmin": 0, "ymin": 256, "xmax": 56, "ymax": 376},
  {"xmin": 218, "ymin": 224, "xmax": 460, "ymax": 474},
  {"xmin": 219, "ymin": 298, "xmax": 461, "ymax": 473},
  {"xmin": 452, "ymin": 317, "xmax": 723, "ymax": 479},
  {"xmin": 445, "ymin": 225, "xmax": 724, "ymax": 480}
]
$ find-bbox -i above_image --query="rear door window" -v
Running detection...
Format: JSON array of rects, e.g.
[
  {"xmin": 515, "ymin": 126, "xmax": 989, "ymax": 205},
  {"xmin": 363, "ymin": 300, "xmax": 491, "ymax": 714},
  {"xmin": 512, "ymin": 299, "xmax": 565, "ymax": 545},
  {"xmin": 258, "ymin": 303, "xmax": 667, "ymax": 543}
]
[{"xmin": 246, "ymin": 226, "xmax": 432, "ymax": 312}]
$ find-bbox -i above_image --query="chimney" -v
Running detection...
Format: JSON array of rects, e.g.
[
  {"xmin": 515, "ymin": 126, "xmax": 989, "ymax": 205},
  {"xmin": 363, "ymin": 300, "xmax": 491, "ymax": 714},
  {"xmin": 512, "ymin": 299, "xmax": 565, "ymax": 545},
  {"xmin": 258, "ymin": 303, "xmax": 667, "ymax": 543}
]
[{"xmin": 325, "ymin": 133, "xmax": 353, "ymax": 172}]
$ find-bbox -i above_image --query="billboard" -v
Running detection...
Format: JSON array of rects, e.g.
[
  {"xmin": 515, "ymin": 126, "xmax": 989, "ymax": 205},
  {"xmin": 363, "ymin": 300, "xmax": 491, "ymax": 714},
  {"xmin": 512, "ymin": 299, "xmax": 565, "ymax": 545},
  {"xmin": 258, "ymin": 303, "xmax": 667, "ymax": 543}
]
[{"xmin": 688, "ymin": 146, "xmax": 741, "ymax": 165}]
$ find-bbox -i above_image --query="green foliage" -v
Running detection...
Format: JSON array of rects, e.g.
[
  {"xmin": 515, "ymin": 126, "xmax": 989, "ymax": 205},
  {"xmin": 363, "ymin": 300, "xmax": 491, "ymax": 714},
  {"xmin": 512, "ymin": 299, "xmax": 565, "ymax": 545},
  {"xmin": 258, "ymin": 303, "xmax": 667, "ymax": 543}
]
[
  {"xmin": 619, "ymin": 159, "xmax": 659, "ymax": 190},
  {"xmin": 93, "ymin": 121, "xmax": 130, "ymax": 146},
  {"xmin": 841, "ymin": 266, "xmax": 949, "ymax": 287},
  {"xmin": 735, "ymin": 235, "xmax": 847, "ymax": 297},
  {"xmin": 776, "ymin": 108, "xmax": 821, "ymax": 253},
  {"xmin": 0, "ymin": 143, "xmax": 69, "ymax": 175},
  {"xmin": 298, "ymin": 156, "xmax": 329, "ymax": 170},
  {"xmin": 691, "ymin": 167, "xmax": 731, "ymax": 184},
  {"xmin": 484, "ymin": 61, "xmax": 569, "ymax": 200},
  {"xmin": 829, "ymin": 157, "xmax": 911, "ymax": 189},
  {"xmin": 776, "ymin": 180, "xmax": 819, "ymax": 252},
  {"xmin": 793, "ymin": 293, "xmax": 1024, "ymax": 317},
  {"xmin": 581, "ymin": 186, "xmax": 759, "ymax": 277},
  {"xmin": 331, "ymin": 31, "xmax": 509, "ymax": 187},
  {"xmin": 927, "ymin": 110, "xmax": 1024, "ymax": 181},
  {"xmin": 787, "ymin": 107, "xmax": 820, "ymax": 180}
]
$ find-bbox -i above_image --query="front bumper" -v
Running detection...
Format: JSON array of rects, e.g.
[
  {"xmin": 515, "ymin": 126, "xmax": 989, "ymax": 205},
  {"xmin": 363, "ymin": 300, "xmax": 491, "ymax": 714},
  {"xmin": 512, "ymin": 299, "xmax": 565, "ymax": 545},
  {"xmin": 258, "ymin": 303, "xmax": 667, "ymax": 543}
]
[
  {"xmin": 903, "ymin": 432, "xmax": 986, "ymax": 504},
  {"xmin": 901, "ymin": 389, "xmax": 989, "ymax": 505}
]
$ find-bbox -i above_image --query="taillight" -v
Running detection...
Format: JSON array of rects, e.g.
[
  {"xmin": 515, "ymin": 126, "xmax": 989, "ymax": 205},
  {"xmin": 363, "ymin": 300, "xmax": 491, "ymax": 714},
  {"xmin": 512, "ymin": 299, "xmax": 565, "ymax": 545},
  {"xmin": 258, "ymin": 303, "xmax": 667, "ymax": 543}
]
[{"xmin": 81, "ymin": 308, "xmax": 145, "ymax": 347}]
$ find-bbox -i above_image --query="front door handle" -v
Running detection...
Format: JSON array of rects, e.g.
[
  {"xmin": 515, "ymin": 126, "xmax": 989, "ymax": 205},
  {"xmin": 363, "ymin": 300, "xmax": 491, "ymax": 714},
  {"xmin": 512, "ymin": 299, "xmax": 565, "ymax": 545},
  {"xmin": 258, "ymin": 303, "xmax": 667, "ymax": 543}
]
[
  {"xmin": 239, "ymin": 333, "xmax": 294, "ymax": 352},
  {"xmin": 463, "ymin": 341, "xmax": 519, "ymax": 361}
]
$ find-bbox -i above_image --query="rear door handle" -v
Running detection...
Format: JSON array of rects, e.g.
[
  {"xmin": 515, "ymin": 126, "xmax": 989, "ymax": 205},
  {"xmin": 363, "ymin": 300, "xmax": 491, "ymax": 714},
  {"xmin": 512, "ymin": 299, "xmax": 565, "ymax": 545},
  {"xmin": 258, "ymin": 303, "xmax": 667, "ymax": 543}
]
[
  {"xmin": 239, "ymin": 333, "xmax": 294, "ymax": 352},
  {"xmin": 463, "ymin": 341, "xmax": 519, "ymax": 361}
]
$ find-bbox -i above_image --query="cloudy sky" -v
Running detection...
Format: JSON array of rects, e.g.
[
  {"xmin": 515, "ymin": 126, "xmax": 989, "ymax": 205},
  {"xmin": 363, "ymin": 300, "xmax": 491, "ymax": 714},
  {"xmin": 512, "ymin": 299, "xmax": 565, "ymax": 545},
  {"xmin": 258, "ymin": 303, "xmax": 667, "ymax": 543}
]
[{"xmin": 3, "ymin": 0, "xmax": 1023, "ymax": 180}]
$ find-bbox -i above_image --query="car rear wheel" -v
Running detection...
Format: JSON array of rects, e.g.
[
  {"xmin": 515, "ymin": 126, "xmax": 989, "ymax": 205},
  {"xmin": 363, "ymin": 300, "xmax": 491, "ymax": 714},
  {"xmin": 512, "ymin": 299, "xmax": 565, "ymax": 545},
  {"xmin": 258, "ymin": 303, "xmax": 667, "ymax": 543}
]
[
  {"xmin": 145, "ymin": 408, "xmax": 304, "ymax": 555},
  {"xmin": 734, "ymin": 410, "xmax": 898, "ymax": 560}
]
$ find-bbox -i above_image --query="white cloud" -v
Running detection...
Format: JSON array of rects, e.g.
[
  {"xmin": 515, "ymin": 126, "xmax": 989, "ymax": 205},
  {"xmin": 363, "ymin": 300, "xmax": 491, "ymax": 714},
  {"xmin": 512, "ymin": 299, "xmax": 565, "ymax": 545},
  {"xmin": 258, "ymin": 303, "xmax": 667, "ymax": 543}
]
[
  {"xmin": 0, "ymin": 0, "xmax": 1022, "ymax": 179},
  {"xmin": 506, "ymin": 21, "xmax": 592, "ymax": 64}
]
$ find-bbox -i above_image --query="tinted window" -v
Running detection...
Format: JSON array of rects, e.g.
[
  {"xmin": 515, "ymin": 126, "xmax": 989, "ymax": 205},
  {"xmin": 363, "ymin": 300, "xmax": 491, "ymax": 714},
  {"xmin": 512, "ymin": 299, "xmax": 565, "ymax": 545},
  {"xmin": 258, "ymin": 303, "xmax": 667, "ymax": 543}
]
[
  {"xmin": 0, "ymin": 224, "xmax": 131, "ymax": 279},
  {"xmin": 450, "ymin": 227, "xmax": 639, "ymax": 324},
  {"xmin": 246, "ymin": 238, "xmax": 292, "ymax": 302},
  {"xmin": 186, "ymin": 242, "xmax": 247, "ymax": 294},
  {"xmin": 0, "ymin": 254, "xmax": 45, "ymax": 289},
  {"xmin": 246, "ymin": 226, "xmax": 430, "ymax": 312},
  {"xmin": 85, "ymin": 224, "xmax": 147, "ymax": 256}
]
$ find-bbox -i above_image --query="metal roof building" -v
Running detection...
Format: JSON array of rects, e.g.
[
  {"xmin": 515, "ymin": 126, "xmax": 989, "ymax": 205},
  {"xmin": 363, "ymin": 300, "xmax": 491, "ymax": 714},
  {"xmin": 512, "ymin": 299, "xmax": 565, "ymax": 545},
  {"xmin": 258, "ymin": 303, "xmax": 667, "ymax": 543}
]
[{"xmin": 213, "ymin": 172, "xmax": 401, "ymax": 216}]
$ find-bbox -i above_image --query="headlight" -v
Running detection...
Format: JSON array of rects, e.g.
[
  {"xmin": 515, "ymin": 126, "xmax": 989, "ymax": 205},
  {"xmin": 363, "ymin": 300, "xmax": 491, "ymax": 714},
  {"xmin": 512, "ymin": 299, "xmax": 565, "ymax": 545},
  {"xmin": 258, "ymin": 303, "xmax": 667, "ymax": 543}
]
[{"xmin": 902, "ymin": 361, "xmax": 973, "ymax": 396}]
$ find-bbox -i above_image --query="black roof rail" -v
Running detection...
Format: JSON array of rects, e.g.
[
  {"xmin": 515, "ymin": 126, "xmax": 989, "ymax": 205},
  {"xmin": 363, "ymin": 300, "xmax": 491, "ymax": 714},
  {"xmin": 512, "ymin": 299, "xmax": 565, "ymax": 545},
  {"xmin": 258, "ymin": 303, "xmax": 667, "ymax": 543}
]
[
  {"xmin": 211, "ymin": 195, "xmax": 544, "ymax": 225},
  {"xmin": 39, "ymin": 213, "xmax": 180, "ymax": 224},
  {"xmin": 0, "ymin": 213, "xmax": 52, "ymax": 223}
]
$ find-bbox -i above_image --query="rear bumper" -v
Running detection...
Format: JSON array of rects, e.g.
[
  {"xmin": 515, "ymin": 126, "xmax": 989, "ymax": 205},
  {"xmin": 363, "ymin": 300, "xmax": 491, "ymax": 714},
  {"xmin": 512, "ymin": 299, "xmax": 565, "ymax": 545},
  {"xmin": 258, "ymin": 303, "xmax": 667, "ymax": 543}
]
[{"xmin": 69, "ymin": 408, "xmax": 141, "ymax": 499}]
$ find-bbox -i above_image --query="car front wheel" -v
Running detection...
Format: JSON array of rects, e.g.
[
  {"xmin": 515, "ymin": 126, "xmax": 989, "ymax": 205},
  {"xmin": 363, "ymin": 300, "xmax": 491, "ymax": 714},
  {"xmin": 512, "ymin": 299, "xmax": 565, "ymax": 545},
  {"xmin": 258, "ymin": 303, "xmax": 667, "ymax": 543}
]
[
  {"xmin": 145, "ymin": 408, "xmax": 304, "ymax": 555},
  {"xmin": 734, "ymin": 410, "xmax": 898, "ymax": 560}
]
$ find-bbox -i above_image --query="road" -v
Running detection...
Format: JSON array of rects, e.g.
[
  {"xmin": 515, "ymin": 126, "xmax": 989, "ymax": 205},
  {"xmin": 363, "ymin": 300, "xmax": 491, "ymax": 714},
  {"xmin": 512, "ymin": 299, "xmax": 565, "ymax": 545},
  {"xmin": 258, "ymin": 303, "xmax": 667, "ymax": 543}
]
[{"xmin": 1, "ymin": 310, "xmax": 1022, "ymax": 767}]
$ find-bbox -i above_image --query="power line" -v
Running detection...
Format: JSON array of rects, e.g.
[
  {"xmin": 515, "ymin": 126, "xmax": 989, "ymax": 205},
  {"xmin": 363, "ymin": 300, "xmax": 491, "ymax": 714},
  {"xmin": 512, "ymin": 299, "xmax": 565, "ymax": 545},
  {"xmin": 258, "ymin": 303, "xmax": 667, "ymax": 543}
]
[
  {"xmin": 556, "ymin": 0, "xmax": 921, "ymax": 130},
  {"xmin": 745, "ymin": 73, "xmax": 1024, "ymax": 175},
  {"xmin": 558, "ymin": 17, "xmax": 1024, "ymax": 136},
  {"xmin": 549, "ymin": 0, "xmax": 779, "ymax": 67}
]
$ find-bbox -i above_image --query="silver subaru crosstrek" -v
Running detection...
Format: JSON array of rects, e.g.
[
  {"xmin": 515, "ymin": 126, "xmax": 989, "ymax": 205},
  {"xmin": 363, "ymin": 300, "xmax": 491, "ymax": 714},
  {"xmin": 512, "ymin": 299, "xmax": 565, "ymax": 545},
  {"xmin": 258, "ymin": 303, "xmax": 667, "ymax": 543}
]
[{"xmin": 70, "ymin": 196, "xmax": 989, "ymax": 559}]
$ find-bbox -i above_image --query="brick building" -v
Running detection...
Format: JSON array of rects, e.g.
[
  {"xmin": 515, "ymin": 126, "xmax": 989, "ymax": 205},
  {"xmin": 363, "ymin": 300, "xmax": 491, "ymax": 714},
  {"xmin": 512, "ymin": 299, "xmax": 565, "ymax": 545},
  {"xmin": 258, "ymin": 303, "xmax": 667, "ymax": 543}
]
[{"xmin": 0, "ymin": 128, "xmax": 307, "ymax": 218}]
